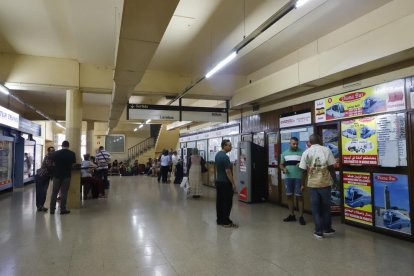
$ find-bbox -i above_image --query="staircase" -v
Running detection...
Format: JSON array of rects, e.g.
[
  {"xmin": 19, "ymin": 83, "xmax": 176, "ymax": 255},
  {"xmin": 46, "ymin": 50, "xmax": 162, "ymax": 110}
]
[{"xmin": 127, "ymin": 137, "xmax": 156, "ymax": 163}]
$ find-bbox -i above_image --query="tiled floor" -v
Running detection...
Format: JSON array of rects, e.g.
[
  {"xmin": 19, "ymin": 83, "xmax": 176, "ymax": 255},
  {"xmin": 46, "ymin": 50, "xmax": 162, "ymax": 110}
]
[{"xmin": 0, "ymin": 175, "xmax": 413, "ymax": 276}]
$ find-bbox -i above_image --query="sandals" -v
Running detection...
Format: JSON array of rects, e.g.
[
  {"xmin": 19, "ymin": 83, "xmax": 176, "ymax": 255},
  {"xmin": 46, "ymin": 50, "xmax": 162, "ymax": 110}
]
[{"xmin": 221, "ymin": 223, "xmax": 239, "ymax": 228}]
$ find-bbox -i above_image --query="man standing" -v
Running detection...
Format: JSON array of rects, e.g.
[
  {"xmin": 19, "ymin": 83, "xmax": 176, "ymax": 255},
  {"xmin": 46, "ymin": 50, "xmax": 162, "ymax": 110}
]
[
  {"xmin": 215, "ymin": 139, "xmax": 238, "ymax": 228},
  {"xmin": 299, "ymin": 134, "xmax": 337, "ymax": 239},
  {"xmin": 95, "ymin": 146, "xmax": 111, "ymax": 189},
  {"xmin": 280, "ymin": 137, "xmax": 305, "ymax": 225},
  {"xmin": 50, "ymin": 141, "xmax": 76, "ymax": 215}
]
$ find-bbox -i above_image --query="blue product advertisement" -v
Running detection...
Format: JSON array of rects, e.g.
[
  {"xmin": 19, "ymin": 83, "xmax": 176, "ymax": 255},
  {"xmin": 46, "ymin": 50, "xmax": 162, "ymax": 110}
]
[{"xmin": 373, "ymin": 174, "xmax": 411, "ymax": 235}]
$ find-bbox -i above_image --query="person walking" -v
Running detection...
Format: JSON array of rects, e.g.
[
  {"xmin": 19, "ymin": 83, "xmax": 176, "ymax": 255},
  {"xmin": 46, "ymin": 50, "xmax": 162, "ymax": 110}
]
[
  {"xmin": 160, "ymin": 149, "xmax": 171, "ymax": 183},
  {"xmin": 215, "ymin": 139, "xmax": 238, "ymax": 228},
  {"xmin": 95, "ymin": 146, "xmax": 111, "ymax": 189},
  {"xmin": 188, "ymin": 148, "xmax": 203, "ymax": 198},
  {"xmin": 280, "ymin": 137, "xmax": 306, "ymax": 225},
  {"xmin": 35, "ymin": 146, "xmax": 55, "ymax": 212},
  {"xmin": 299, "ymin": 134, "xmax": 337, "ymax": 239},
  {"xmin": 49, "ymin": 141, "xmax": 76, "ymax": 215}
]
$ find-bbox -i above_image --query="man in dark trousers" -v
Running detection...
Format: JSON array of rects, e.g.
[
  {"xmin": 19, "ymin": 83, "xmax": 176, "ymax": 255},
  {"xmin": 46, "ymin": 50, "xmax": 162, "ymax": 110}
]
[
  {"xmin": 215, "ymin": 139, "xmax": 238, "ymax": 228},
  {"xmin": 50, "ymin": 140, "xmax": 76, "ymax": 215}
]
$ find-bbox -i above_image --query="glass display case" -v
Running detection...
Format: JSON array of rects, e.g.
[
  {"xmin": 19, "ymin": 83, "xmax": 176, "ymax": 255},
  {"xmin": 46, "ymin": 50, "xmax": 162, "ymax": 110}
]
[
  {"xmin": 23, "ymin": 140, "xmax": 35, "ymax": 181},
  {"xmin": 0, "ymin": 137, "xmax": 14, "ymax": 191}
]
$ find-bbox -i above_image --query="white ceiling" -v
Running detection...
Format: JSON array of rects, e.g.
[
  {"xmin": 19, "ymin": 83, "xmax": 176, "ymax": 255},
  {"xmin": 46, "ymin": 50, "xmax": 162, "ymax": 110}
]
[{"xmin": 0, "ymin": 0, "xmax": 394, "ymax": 127}]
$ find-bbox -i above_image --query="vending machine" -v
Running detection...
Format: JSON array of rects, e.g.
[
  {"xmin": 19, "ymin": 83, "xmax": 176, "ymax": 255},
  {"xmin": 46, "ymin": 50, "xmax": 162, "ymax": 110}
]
[{"xmin": 237, "ymin": 141, "xmax": 267, "ymax": 203}]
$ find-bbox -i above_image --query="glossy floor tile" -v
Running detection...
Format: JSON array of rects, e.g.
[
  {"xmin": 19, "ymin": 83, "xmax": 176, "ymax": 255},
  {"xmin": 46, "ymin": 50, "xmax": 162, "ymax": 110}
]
[{"xmin": 1, "ymin": 175, "xmax": 413, "ymax": 276}]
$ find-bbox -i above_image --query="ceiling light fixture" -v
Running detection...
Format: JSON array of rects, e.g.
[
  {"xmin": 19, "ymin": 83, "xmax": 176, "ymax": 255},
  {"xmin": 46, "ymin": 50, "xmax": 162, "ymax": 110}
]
[
  {"xmin": 56, "ymin": 122, "xmax": 66, "ymax": 129},
  {"xmin": 205, "ymin": 51, "xmax": 237, "ymax": 78},
  {"xmin": 139, "ymin": 124, "xmax": 144, "ymax": 129},
  {"xmin": 0, "ymin": 84, "xmax": 10, "ymax": 95},
  {"xmin": 145, "ymin": 119, "xmax": 151, "ymax": 124},
  {"xmin": 167, "ymin": 0, "xmax": 309, "ymax": 105},
  {"xmin": 295, "ymin": 0, "xmax": 311, "ymax": 8},
  {"xmin": 134, "ymin": 127, "xmax": 138, "ymax": 132}
]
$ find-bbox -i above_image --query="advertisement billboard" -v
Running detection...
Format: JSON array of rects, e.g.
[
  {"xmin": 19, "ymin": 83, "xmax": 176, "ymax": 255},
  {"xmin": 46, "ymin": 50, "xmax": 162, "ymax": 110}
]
[
  {"xmin": 343, "ymin": 172, "xmax": 373, "ymax": 226},
  {"xmin": 373, "ymin": 174, "xmax": 411, "ymax": 235},
  {"xmin": 341, "ymin": 117, "xmax": 378, "ymax": 165},
  {"xmin": 315, "ymin": 79, "xmax": 405, "ymax": 123}
]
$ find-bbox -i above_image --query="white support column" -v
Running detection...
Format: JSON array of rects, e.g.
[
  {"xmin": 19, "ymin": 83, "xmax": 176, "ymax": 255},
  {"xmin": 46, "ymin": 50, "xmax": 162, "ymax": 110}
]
[{"xmin": 65, "ymin": 89, "xmax": 82, "ymax": 209}]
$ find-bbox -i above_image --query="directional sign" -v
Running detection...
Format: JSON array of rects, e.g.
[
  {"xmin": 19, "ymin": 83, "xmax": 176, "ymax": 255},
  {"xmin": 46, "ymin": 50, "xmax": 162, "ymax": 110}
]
[{"xmin": 127, "ymin": 103, "xmax": 228, "ymax": 122}]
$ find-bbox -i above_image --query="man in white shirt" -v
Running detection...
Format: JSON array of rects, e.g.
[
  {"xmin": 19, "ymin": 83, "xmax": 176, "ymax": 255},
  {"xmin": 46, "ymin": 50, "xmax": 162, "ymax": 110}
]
[
  {"xmin": 171, "ymin": 150, "xmax": 179, "ymax": 179},
  {"xmin": 299, "ymin": 134, "xmax": 337, "ymax": 239}
]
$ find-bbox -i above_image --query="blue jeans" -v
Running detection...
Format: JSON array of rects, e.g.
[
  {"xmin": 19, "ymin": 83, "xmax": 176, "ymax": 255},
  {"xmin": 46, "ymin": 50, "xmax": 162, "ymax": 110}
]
[{"xmin": 310, "ymin": 186, "xmax": 332, "ymax": 233}]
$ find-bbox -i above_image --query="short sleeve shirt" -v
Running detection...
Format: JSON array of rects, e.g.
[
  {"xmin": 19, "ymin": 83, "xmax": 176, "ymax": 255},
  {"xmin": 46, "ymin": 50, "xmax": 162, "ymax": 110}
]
[
  {"xmin": 299, "ymin": 145, "xmax": 335, "ymax": 188},
  {"xmin": 281, "ymin": 148, "xmax": 304, "ymax": 179},
  {"xmin": 215, "ymin": 151, "xmax": 231, "ymax": 182}
]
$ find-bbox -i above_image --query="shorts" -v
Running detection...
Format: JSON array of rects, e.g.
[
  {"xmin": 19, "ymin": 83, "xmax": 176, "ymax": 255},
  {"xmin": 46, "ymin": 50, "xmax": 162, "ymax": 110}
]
[{"xmin": 285, "ymin": 178, "xmax": 302, "ymax": 196}]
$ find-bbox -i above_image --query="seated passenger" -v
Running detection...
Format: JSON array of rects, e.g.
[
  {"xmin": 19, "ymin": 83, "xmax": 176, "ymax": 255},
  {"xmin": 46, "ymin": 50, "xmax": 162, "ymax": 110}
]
[{"xmin": 81, "ymin": 154, "xmax": 106, "ymax": 199}]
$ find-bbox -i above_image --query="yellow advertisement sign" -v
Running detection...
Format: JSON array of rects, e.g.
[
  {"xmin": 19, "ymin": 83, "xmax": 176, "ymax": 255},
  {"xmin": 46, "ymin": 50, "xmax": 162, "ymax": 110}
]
[
  {"xmin": 315, "ymin": 79, "xmax": 405, "ymax": 123},
  {"xmin": 343, "ymin": 172, "xmax": 373, "ymax": 226},
  {"xmin": 341, "ymin": 117, "xmax": 378, "ymax": 165}
]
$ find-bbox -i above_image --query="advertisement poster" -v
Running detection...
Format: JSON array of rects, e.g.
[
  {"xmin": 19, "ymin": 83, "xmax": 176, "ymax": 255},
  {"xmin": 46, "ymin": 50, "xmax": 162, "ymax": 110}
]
[
  {"xmin": 343, "ymin": 172, "xmax": 373, "ymax": 225},
  {"xmin": 268, "ymin": 133, "xmax": 278, "ymax": 166},
  {"xmin": 331, "ymin": 171, "xmax": 341, "ymax": 213},
  {"xmin": 377, "ymin": 114, "xmax": 399, "ymax": 167},
  {"xmin": 315, "ymin": 79, "xmax": 405, "ymax": 123},
  {"xmin": 341, "ymin": 117, "xmax": 378, "ymax": 165},
  {"xmin": 322, "ymin": 128, "xmax": 340, "ymax": 168},
  {"xmin": 280, "ymin": 127, "xmax": 313, "ymax": 153},
  {"xmin": 373, "ymin": 174, "xmax": 411, "ymax": 235}
]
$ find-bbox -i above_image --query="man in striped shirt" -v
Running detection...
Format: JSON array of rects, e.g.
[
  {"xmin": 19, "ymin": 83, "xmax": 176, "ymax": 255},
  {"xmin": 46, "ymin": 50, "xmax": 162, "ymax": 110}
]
[
  {"xmin": 280, "ymin": 137, "xmax": 305, "ymax": 225},
  {"xmin": 95, "ymin": 146, "xmax": 111, "ymax": 189}
]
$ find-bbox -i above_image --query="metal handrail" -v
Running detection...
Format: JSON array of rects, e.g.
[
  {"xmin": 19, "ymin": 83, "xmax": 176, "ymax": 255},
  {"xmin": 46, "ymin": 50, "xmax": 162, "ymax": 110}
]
[{"xmin": 127, "ymin": 137, "xmax": 155, "ymax": 162}]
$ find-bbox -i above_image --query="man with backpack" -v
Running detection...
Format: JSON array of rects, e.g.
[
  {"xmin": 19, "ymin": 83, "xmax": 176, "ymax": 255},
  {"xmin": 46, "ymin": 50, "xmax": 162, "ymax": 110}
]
[{"xmin": 95, "ymin": 146, "xmax": 111, "ymax": 189}]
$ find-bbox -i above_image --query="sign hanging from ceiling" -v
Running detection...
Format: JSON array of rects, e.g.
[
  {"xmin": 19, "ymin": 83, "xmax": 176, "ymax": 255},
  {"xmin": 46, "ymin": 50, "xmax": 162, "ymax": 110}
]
[
  {"xmin": 127, "ymin": 104, "xmax": 228, "ymax": 123},
  {"xmin": 0, "ymin": 105, "xmax": 19, "ymax": 129}
]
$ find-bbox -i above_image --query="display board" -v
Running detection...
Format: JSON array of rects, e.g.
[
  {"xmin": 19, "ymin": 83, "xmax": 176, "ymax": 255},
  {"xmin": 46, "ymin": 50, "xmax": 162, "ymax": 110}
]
[
  {"xmin": 343, "ymin": 172, "xmax": 373, "ymax": 226},
  {"xmin": 280, "ymin": 126, "xmax": 313, "ymax": 153},
  {"xmin": 373, "ymin": 174, "xmax": 411, "ymax": 235},
  {"xmin": 267, "ymin": 132, "xmax": 278, "ymax": 166},
  {"xmin": 322, "ymin": 128, "xmax": 340, "ymax": 168},
  {"xmin": 208, "ymin": 137, "xmax": 221, "ymax": 162},
  {"xmin": 315, "ymin": 79, "xmax": 405, "ymax": 123},
  {"xmin": 105, "ymin": 135, "xmax": 125, "ymax": 153},
  {"xmin": 341, "ymin": 117, "xmax": 378, "ymax": 165},
  {"xmin": 341, "ymin": 113, "xmax": 407, "ymax": 166},
  {"xmin": 0, "ymin": 140, "xmax": 13, "ymax": 191}
]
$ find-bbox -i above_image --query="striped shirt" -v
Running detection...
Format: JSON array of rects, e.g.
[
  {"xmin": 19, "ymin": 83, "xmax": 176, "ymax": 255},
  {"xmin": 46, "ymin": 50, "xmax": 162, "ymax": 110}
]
[
  {"xmin": 95, "ymin": 150, "xmax": 111, "ymax": 170},
  {"xmin": 281, "ymin": 148, "xmax": 304, "ymax": 179}
]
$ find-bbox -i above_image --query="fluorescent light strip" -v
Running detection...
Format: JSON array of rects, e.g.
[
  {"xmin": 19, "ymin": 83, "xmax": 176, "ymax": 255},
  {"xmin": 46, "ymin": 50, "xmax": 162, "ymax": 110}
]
[
  {"xmin": 0, "ymin": 84, "xmax": 10, "ymax": 95},
  {"xmin": 56, "ymin": 122, "xmax": 66, "ymax": 129},
  {"xmin": 145, "ymin": 119, "xmax": 151, "ymax": 124},
  {"xmin": 205, "ymin": 51, "xmax": 237, "ymax": 78},
  {"xmin": 295, "ymin": 0, "xmax": 310, "ymax": 8}
]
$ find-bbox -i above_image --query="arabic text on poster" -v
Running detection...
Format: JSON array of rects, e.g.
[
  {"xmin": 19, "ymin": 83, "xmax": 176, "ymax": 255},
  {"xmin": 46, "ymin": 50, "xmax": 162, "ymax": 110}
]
[{"xmin": 343, "ymin": 172, "xmax": 373, "ymax": 226}]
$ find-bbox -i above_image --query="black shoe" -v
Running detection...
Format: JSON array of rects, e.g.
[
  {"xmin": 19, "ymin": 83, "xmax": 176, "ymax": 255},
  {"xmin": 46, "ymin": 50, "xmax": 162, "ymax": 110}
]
[
  {"xmin": 37, "ymin": 207, "xmax": 48, "ymax": 212},
  {"xmin": 283, "ymin": 215, "xmax": 296, "ymax": 222},
  {"xmin": 50, "ymin": 210, "xmax": 55, "ymax": 215},
  {"xmin": 313, "ymin": 232, "xmax": 324, "ymax": 239},
  {"xmin": 299, "ymin": 216, "xmax": 306, "ymax": 225},
  {"xmin": 324, "ymin": 229, "xmax": 336, "ymax": 235},
  {"xmin": 60, "ymin": 210, "xmax": 71, "ymax": 215}
]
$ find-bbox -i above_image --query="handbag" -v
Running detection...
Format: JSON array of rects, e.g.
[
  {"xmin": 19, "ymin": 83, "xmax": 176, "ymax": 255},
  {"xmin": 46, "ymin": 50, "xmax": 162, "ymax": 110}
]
[
  {"xmin": 201, "ymin": 158, "xmax": 208, "ymax": 173},
  {"xmin": 36, "ymin": 167, "xmax": 49, "ymax": 181}
]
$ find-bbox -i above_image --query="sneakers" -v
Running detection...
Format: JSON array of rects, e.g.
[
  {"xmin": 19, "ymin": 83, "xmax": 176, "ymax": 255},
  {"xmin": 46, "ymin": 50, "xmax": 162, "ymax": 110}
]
[
  {"xmin": 324, "ymin": 229, "xmax": 336, "ymax": 236},
  {"xmin": 299, "ymin": 216, "xmax": 306, "ymax": 225},
  {"xmin": 313, "ymin": 232, "xmax": 324, "ymax": 239},
  {"xmin": 283, "ymin": 215, "xmax": 296, "ymax": 222},
  {"xmin": 60, "ymin": 210, "xmax": 71, "ymax": 215},
  {"xmin": 50, "ymin": 210, "xmax": 55, "ymax": 215}
]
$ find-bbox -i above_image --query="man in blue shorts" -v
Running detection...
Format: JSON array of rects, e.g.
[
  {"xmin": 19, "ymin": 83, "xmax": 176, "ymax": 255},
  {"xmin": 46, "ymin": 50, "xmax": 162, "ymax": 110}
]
[{"xmin": 280, "ymin": 137, "xmax": 305, "ymax": 225}]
